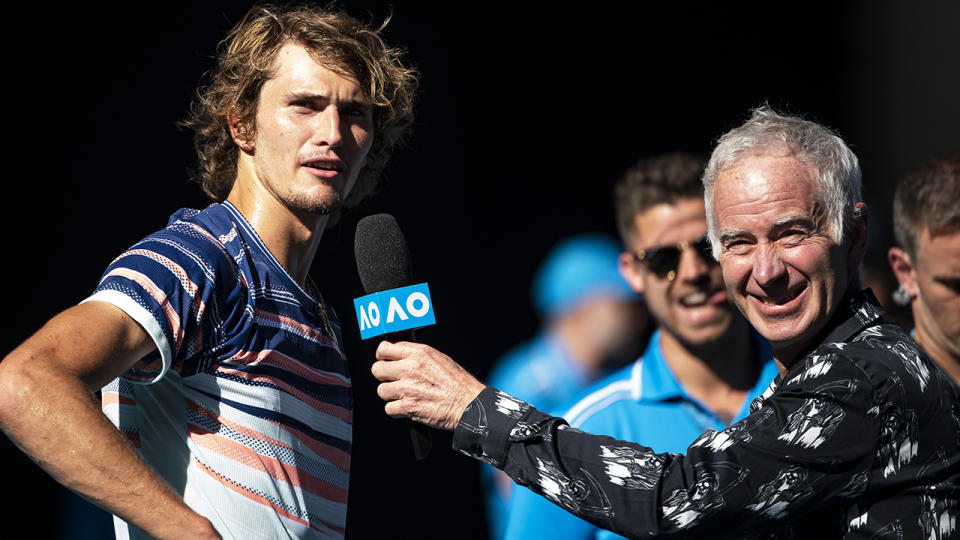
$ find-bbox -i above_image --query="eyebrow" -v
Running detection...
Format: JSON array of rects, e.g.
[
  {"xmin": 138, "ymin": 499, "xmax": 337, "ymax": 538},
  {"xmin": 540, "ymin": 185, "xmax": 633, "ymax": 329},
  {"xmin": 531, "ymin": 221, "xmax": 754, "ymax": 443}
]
[
  {"xmin": 718, "ymin": 229, "xmax": 752, "ymax": 244},
  {"xmin": 717, "ymin": 215, "xmax": 817, "ymax": 244},
  {"xmin": 288, "ymin": 92, "xmax": 372, "ymax": 109}
]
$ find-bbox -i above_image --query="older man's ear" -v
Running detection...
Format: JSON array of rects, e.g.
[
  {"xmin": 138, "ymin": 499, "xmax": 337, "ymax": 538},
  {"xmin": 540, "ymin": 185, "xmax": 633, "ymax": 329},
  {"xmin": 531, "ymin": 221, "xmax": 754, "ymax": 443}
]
[
  {"xmin": 851, "ymin": 203, "xmax": 869, "ymax": 251},
  {"xmin": 847, "ymin": 202, "xmax": 870, "ymax": 277}
]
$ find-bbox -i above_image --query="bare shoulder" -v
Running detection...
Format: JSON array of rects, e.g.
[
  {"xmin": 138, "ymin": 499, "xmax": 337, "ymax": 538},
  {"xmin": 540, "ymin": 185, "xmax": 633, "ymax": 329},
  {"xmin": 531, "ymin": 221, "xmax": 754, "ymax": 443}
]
[{"xmin": 0, "ymin": 301, "xmax": 155, "ymax": 392}]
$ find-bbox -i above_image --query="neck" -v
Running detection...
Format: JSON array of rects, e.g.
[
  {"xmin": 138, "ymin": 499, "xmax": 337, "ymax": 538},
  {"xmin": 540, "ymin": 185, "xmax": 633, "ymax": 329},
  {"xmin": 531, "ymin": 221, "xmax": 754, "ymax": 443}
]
[
  {"xmin": 552, "ymin": 320, "xmax": 605, "ymax": 374},
  {"xmin": 914, "ymin": 326, "xmax": 960, "ymax": 387},
  {"xmin": 659, "ymin": 316, "xmax": 759, "ymax": 423},
  {"xmin": 772, "ymin": 279, "xmax": 864, "ymax": 377},
  {"xmin": 226, "ymin": 161, "xmax": 330, "ymax": 286}
]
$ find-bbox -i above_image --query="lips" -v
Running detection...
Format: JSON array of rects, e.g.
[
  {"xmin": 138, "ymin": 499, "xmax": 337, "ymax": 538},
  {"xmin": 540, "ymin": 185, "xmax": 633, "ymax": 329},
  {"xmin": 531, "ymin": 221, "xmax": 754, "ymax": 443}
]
[
  {"xmin": 301, "ymin": 158, "xmax": 344, "ymax": 177},
  {"xmin": 678, "ymin": 288, "xmax": 727, "ymax": 307},
  {"xmin": 750, "ymin": 284, "xmax": 807, "ymax": 312}
]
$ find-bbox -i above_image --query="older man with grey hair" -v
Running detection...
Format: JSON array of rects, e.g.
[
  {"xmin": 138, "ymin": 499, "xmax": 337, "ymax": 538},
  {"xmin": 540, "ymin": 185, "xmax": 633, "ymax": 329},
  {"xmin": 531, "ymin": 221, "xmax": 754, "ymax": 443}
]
[{"xmin": 370, "ymin": 107, "xmax": 960, "ymax": 538}]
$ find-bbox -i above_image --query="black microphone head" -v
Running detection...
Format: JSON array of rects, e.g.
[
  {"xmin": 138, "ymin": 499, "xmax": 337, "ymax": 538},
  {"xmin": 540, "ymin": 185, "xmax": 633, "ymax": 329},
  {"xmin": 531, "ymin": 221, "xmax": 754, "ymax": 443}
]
[{"xmin": 354, "ymin": 213, "xmax": 413, "ymax": 293}]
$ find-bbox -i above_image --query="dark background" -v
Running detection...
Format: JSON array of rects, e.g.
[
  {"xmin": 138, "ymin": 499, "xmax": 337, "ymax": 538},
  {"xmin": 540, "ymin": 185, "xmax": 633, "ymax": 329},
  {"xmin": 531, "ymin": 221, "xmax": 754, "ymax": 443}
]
[{"xmin": 3, "ymin": 1, "xmax": 958, "ymax": 538}]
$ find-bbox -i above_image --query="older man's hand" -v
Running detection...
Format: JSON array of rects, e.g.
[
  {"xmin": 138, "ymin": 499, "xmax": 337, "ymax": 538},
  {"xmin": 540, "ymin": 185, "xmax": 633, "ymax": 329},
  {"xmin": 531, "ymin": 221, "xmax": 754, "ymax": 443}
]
[{"xmin": 372, "ymin": 341, "xmax": 487, "ymax": 431}]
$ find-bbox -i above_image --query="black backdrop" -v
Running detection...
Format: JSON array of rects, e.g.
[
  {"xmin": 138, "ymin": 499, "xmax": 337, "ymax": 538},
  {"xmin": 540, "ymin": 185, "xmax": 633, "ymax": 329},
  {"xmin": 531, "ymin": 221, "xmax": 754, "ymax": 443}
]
[{"xmin": 3, "ymin": 2, "xmax": 958, "ymax": 538}]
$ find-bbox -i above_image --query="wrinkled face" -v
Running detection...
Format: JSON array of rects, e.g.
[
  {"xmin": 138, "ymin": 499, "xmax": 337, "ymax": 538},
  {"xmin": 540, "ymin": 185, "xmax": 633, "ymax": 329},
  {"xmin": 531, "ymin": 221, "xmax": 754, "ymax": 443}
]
[
  {"xmin": 712, "ymin": 153, "xmax": 852, "ymax": 358},
  {"xmin": 620, "ymin": 198, "xmax": 736, "ymax": 347},
  {"xmin": 912, "ymin": 229, "xmax": 960, "ymax": 360},
  {"xmin": 245, "ymin": 43, "xmax": 374, "ymax": 215}
]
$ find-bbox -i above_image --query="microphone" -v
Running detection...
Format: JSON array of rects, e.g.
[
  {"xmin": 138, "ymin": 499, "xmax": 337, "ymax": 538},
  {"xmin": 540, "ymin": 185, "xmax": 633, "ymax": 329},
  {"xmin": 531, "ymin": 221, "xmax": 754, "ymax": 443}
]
[{"xmin": 354, "ymin": 213, "xmax": 432, "ymax": 460}]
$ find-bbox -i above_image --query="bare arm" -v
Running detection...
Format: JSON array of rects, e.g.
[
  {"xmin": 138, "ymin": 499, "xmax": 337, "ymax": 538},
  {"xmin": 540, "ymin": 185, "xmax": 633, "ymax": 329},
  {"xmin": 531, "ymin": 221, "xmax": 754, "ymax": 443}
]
[{"xmin": 0, "ymin": 301, "xmax": 220, "ymax": 540}]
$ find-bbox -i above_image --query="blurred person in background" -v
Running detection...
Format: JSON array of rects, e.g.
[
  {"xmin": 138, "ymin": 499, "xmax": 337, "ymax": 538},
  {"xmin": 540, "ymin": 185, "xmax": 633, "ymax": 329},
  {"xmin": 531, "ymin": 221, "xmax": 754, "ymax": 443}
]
[
  {"xmin": 371, "ymin": 107, "xmax": 960, "ymax": 538},
  {"xmin": 888, "ymin": 153, "xmax": 960, "ymax": 385},
  {"xmin": 484, "ymin": 233, "xmax": 647, "ymax": 538},
  {"xmin": 503, "ymin": 152, "xmax": 778, "ymax": 540}
]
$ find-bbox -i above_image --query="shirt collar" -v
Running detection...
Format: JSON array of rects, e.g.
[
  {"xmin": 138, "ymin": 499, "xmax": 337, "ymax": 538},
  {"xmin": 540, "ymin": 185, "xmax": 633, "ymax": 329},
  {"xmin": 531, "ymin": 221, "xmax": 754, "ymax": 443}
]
[
  {"xmin": 217, "ymin": 201, "xmax": 330, "ymax": 320},
  {"xmin": 635, "ymin": 329, "xmax": 778, "ymax": 407},
  {"xmin": 634, "ymin": 330, "xmax": 686, "ymax": 401},
  {"xmin": 774, "ymin": 288, "xmax": 884, "ymax": 384},
  {"xmin": 821, "ymin": 288, "xmax": 885, "ymax": 344}
]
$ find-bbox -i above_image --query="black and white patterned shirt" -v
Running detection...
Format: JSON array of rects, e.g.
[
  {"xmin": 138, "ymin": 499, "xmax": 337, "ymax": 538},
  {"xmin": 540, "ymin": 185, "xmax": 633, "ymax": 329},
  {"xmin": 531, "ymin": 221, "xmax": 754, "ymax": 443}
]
[{"xmin": 454, "ymin": 290, "xmax": 960, "ymax": 538}]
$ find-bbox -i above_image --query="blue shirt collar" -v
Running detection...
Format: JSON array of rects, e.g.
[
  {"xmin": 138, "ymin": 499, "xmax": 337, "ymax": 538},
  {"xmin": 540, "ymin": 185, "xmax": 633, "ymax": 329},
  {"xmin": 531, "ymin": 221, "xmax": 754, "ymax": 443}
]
[{"xmin": 634, "ymin": 329, "xmax": 778, "ymax": 415}]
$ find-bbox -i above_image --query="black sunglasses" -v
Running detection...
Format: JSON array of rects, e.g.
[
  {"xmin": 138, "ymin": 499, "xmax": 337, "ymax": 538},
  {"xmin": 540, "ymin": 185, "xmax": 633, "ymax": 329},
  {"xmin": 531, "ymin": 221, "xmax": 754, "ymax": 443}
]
[{"xmin": 632, "ymin": 235, "xmax": 716, "ymax": 281}]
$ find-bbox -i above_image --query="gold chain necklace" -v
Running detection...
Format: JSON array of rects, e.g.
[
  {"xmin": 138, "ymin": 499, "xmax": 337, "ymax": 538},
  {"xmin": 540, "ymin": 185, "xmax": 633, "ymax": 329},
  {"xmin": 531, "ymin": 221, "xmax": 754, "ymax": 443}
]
[{"xmin": 306, "ymin": 276, "xmax": 336, "ymax": 347}]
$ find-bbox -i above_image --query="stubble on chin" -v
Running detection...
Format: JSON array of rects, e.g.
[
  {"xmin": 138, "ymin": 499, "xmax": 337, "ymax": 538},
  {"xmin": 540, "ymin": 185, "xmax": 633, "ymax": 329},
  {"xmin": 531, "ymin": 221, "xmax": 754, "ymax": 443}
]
[{"xmin": 288, "ymin": 187, "xmax": 343, "ymax": 216}]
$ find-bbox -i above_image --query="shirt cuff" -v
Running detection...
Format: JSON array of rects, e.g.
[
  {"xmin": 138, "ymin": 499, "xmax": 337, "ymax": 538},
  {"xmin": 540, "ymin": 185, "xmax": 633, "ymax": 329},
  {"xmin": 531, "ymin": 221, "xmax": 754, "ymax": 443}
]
[{"xmin": 453, "ymin": 386, "xmax": 560, "ymax": 469}]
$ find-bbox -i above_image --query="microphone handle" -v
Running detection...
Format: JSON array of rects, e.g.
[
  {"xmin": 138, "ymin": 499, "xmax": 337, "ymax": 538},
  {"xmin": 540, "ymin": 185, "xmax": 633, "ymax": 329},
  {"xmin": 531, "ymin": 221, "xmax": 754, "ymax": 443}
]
[{"xmin": 385, "ymin": 328, "xmax": 432, "ymax": 460}]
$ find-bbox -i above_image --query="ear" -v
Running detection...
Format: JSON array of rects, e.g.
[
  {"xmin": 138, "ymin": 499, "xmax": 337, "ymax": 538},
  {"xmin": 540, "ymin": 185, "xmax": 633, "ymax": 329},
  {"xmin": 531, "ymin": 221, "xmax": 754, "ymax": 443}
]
[
  {"xmin": 850, "ymin": 202, "xmax": 869, "ymax": 249},
  {"xmin": 619, "ymin": 251, "xmax": 645, "ymax": 295},
  {"xmin": 847, "ymin": 202, "xmax": 869, "ymax": 265},
  {"xmin": 888, "ymin": 246, "xmax": 919, "ymax": 298},
  {"xmin": 227, "ymin": 108, "xmax": 255, "ymax": 152}
]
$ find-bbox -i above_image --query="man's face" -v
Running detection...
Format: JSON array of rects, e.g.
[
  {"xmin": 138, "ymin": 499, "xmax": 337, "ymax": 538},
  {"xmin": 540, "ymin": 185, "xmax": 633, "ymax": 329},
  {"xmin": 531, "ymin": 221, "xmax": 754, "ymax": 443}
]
[
  {"xmin": 904, "ymin": 229, "xmax": 960, "ymax": 360},
  {"xmin": 620, "ymin": 198, "xmax": 736, "ymax": 347},
  {"xmin": 242, "ymin": 43, "xmax": 374, "ymax": 216},
  {"xmin": 712, "ymin": 153, "xmax": 855, "ymax": 358}
]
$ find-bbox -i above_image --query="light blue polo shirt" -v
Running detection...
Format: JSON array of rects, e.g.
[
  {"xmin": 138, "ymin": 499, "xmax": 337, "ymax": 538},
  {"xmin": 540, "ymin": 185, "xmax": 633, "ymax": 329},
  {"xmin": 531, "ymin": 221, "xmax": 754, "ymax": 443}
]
[
  {"xmin": 502, "ymin": 329, "xmax": 779, "ymax": 540},
  {"xmin": 484, "ymin": 331, "xmax": 597, "ymax": 538}
]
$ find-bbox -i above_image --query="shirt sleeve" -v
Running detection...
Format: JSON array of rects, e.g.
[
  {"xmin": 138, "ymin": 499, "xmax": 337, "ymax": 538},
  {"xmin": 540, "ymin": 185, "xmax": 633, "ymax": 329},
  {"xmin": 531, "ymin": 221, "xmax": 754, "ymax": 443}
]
[
  {"xmin": 454, "ymin": 353, "xmax": 880, "ymax": 538},
  {"xmin": 82, "ymin": 221, "xmax": 239, "ymax": 383}
]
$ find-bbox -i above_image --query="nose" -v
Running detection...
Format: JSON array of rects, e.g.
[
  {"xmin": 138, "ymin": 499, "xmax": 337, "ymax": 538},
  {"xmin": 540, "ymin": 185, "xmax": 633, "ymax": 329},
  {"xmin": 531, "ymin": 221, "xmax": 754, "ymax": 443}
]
[
  {"xmin": 675, "ymin": 244, "xmax": 711, "ymax": 283},
  {"xmin": 312, "ymin": 107, "xmax": 344, "ymax": 148},
  {"xmin": 752, "ymin": 243, "xmax": 787, "ymax": 288}
]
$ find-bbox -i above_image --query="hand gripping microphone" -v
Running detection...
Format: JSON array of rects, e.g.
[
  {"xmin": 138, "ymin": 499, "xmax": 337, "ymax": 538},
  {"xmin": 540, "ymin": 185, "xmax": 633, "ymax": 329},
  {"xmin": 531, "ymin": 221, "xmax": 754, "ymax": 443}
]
[{"xmin": 354, "ymin": 213, "xmax": 432, "ymax": 460}]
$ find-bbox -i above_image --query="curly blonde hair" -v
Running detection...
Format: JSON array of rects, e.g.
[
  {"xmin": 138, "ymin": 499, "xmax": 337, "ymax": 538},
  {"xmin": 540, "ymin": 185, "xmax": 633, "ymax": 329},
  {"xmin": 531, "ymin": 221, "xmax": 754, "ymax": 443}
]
[{"xmin": 182, "ymin": 3, "xmax": 418, "ymax": 207}]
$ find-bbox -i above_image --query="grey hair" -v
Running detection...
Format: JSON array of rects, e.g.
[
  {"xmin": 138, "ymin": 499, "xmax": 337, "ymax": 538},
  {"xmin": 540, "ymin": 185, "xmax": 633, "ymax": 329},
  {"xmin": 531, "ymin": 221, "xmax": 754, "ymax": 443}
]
[{"xmin": 702, "ymin": 106, "xmax": 862, "ymax": 258}]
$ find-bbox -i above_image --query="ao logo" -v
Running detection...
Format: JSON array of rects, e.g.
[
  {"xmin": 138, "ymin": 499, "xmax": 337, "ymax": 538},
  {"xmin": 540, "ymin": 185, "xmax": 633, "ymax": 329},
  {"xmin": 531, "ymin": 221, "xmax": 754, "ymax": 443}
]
[{"xmin": 354, "ymin": 283, "xmax": 436, "ymax": 339}]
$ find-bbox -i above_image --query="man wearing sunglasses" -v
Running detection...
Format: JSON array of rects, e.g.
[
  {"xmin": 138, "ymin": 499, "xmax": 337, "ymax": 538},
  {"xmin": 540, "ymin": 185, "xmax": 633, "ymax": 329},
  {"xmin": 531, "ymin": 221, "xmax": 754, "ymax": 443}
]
[
  {"xmin": 371, "ymin": 107, "xmax": 959, "ymax": 538},
  {"xmin": 502, "ymin": 152, "xmax": 778, "ymax": 540}
]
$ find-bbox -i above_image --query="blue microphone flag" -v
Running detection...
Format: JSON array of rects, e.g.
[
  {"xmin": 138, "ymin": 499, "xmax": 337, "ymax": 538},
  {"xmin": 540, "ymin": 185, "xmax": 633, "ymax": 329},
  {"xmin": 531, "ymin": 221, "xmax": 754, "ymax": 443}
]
[{"xmin": 354, "ymin": 282, "xmax": 436, "ymax": 339}]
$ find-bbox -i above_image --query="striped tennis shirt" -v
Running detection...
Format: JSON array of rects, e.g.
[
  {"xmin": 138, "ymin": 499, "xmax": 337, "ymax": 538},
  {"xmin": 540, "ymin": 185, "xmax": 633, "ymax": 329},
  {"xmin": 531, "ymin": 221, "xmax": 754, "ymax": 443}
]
[{"xmin": 88, "ymin": 201, "xmax": 351, "ymax": 539}]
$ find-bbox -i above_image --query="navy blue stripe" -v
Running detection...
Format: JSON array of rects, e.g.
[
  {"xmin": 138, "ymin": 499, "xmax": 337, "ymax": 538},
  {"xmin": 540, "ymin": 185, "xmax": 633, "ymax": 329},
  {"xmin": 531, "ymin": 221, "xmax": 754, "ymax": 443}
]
[
  {"xmin": 195, "ymin": 388, "xmax": 352, "ymax": 453},
  {"xmin": 253, "ymin": 326, "xmax": 351, "ymax": 377},
  {"xmin": 213, "ymin": 365, "xmax": 353, "ymax": 410}
]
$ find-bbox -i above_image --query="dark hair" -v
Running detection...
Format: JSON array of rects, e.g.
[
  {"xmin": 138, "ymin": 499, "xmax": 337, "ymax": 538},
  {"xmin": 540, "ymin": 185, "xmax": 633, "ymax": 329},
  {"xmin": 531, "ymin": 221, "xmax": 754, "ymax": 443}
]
[
  {"xmin": 181, "ymin": 3, "xmax": 419, "ymax": 206},
  {"xmin": 614, "ymin": 152, "xmax": 706, "ymax": 246},
  {"xmin": 893, "ymin": 152, "xmax": 960, "ymax": 256}
]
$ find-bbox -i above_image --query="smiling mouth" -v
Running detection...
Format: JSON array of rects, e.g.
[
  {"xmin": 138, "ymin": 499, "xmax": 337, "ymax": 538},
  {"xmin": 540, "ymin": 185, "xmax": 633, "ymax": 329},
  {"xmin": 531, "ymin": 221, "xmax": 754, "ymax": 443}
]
[
  {"xmin": 679, "ymin": 289, "xmax": 725, "ymax": 307},
  {"xmin": 753, "ymin": 285, "xmax": 806, "ymax": 306}
]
